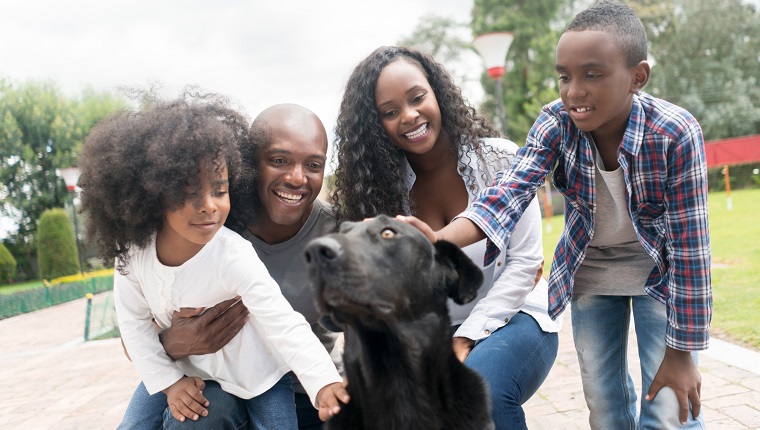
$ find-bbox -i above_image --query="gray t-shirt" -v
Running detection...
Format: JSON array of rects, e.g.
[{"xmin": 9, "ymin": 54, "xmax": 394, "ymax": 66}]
[
  {"xmin": 240, "ymin": 198, "xmax": 341, "ymax": 393},
  {"xmin": 574, "ymin": 142, "xmax": 656, "ymax": 296}
]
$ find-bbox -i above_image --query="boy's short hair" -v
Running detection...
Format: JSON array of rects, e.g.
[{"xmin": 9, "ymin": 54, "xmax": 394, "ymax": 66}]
[{"xmin": 565, "ymin": 0, "xmax": 648, "ymax": 68}]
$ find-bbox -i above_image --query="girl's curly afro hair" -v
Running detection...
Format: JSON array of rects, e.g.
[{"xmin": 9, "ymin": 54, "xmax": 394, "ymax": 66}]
[
  {"xmin": 78, "ymin": 92, "xmax": 247, "ymax": 272},
  {"xmin": 331, "ymin": 45, "xmax": 503, "ymax": 223}
]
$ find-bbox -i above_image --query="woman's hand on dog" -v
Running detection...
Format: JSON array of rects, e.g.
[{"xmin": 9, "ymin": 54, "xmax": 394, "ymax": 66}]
[
  {"xmin": 452, "ymin": 336, "xmax": 475, "ymax": 363},
  {"xmin": 317, "ymin": 380, "xmax": 350, "ymax": 421},
  {"xmin": 396, "ymin": 215, "xmax": 486, "ymax": 249}
]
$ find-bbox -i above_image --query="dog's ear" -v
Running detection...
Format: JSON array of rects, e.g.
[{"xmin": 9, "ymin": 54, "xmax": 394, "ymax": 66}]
[{"xmin": 434, "ymin": 240, "xmax": 483, "ymax": 305}]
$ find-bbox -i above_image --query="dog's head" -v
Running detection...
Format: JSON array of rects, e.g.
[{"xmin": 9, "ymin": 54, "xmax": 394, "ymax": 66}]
[{"xmin": 304, "ymin": 215, "xmax": 483, "ymax": 328}]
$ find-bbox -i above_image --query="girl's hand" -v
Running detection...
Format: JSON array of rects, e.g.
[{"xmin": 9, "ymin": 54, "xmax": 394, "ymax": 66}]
[
  {"xmin": 452, "ymin": 336, "xmax": 475, "ymax": 363},
  {"xmin": 163, "ymin": 376, "xmax": 209, "ymax": 422},
  {"xmin": 316, "ymin": 380, "xmax": 350, "ymax": 422}
]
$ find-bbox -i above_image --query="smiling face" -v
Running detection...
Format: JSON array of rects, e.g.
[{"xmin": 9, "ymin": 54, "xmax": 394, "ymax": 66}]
[
  {"xmin": 556, "ymin": 30, "xmax": 647, "ymax": 146},
  {"xmin": 374, "ymin": 59, "xmax": 443, "ymax": 155},
  {"xmin": 254, "ymin": 114, "xmax": 327, "ymax": 239},
  {"xmin": 158, "ymin": 162, "xmax": 230, "ymax": 265}
]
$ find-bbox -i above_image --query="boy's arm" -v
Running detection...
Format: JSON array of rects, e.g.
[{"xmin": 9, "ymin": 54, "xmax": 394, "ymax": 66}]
[
  {"xmin": 662, "ymin": 118, "xmax": 712, "ymax": 351},
  {"xmin": 646, "ymin": 118, "xmax": 711, "ymax": 423},
  {"xmin": 163, "ymin": 376, "xmax": 209, "ymax": 423}
]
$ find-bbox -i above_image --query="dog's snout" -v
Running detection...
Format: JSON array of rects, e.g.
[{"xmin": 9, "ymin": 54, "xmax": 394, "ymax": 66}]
[{"xmin": 304, "ymin": 236, "xmax": 343, "ymax": 265}]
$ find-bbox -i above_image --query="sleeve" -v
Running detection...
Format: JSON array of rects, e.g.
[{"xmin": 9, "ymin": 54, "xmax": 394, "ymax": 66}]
[
  {"xmin": 455, "ymin": 197, "xmax": 545, "ymax": 340},
  {"xmin": 663, "ymin": 119, "xmax": 712, "ymax": 351},
  {"xmin": 113, "ymin": 265, "xmax": 184, "ymax": 395},
  {"xmin": 458, "ymin": 108, "xmax": 561, "ymax": 254},
  {"xmin": 226, "ymin": 245, "xmax": 342, "ymax": 407}
]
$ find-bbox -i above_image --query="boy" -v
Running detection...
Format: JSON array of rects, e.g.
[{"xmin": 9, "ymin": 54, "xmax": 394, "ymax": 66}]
[{"xmin": 401, "ymin": 1, "xmax": 710, "ymax": 428}]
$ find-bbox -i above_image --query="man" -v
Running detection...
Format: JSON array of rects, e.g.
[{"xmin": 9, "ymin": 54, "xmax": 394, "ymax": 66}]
[{"xmin": 119, "ymin": 104, "xmax": 342, "ymax": 430}]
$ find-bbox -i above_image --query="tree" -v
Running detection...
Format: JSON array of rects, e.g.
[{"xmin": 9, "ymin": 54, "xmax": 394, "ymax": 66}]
[
  {"xmin": 36, "ymin": 208, "xmax": 80, "ymax": 279},
  {"xmin": 0, "ymin": 80, "xmax": 126, "ymax": 277},
  {"xmin": 0, "ymin": 241, "xmax": 16, "ymax": 284},
  {"xmin": 471, "ymin": 0, "xmax": 575, "ymax": 143},
  {"xmin": 632, "ymin": 0, "xmax": 760, "ymax": 140}
]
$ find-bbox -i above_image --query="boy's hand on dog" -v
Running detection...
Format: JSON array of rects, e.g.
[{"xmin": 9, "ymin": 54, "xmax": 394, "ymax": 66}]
[
  {"xmin": 317, "ymin": 380, "xmax": 350, "ymax": 422},
  {"xmin": 452, "ymin": 337, "xmax": 475, "ymax": 363},
  {"xmin": 163, "ymin": 376, "xmax": 209, "ymax": 423},
  {"xmin": 160, "ymin": 296, "xmax": 249, "ymax": 360}
]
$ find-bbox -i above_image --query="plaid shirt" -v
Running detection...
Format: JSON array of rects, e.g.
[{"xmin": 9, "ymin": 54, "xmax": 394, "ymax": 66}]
[{"xmin": 459, "ymin": 92, "xmax": 712, "ymax": 351}]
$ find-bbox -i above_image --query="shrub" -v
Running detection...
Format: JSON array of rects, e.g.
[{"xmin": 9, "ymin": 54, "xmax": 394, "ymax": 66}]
[
  {"xmin": 0, "ymin": 242, "xmax": 16, "ymax": 283},
  {"xmin": 37, "ymin": 208, "xmax": 80, "ymax": 279}
]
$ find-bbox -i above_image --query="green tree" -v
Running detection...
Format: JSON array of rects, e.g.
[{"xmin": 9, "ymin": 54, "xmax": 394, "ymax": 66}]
[
  {"xmin": 0, "ymin": 80, "xmax": 126, "ymax": 277},
  {"xmin": 36, "ymin": 208, "xmax": 80, "ymax": 279},
  {"xmin": 472, "ymin": 0, "xmax": 574, "ymax": 143},
  {"xmin": 0, "ymin": 241, "xmax": 16, "ymax": 284},
  {"xmin": 632, "ymin": 0, "xmax": 760, "ymax": 140}
]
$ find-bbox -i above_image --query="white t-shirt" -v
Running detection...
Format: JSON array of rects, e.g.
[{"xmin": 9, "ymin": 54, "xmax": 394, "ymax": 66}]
[{"xmin": 114, "ymin": 226, "xmax": 342, "ymax": 406}]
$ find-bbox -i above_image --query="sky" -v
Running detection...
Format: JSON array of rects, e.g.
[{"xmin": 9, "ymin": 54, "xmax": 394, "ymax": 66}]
[
  {"xmin": 0, "ymin": 0, "xmax": 481, "ymax": 137},
  {"xmin": 0, "ymin": 0, "xmax": 485, "ymax": 238}
]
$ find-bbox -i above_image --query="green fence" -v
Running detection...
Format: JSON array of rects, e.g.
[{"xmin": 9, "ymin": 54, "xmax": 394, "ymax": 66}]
[{"xmin": 0, "ymin": 275, "xmax": 114, "ymax": 320}]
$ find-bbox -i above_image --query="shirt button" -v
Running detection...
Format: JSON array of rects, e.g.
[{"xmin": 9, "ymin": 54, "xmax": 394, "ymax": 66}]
[
  {"xmin": 484, "ymin": 330, "xmax": 490, "ymax": 335},
  {"xmin": 586, "ymin": 160, "xmax": 593, "ymax": 167},
  {"xmin": 497, "ymin": 261, "xmax": 503, "ymax": 267},
  {"xmin": 504, "ymin": 318, "xmax": 510, "ymax": 323}
]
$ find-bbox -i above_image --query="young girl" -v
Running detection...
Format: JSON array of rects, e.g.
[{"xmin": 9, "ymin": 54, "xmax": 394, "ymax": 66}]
[
  {"xmin": 79, "ymin": 94, "xmax": 347, "ymax": 429},
  {"xmin": 332, "ymin": 46, "xmax": 562, "ymax": 430}
]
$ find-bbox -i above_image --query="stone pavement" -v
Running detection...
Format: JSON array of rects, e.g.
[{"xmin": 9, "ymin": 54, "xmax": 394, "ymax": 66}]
[{"xmin": 1, "ymin": 293, "xmax": 759, "ymax": 429}]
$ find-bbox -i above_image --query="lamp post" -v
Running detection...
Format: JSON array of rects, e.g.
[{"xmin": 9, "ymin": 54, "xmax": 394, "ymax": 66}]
[
  {"xmin": 472, "ymin": 31, "xmax": 515, "ymax": 135},
  {"xmin": 57, "ymin": 167, "xmax": 84, "ymax": 274}
]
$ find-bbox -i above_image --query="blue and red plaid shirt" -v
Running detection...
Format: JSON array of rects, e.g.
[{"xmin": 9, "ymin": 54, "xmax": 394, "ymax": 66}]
[{"xmin": 459, "ymin": 91, "xmax": 712, "ymax": 351}]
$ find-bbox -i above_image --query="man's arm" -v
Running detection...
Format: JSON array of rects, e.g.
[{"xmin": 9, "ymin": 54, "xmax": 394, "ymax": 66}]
[{"xmin": 159, "ymin": 297, "xmax": 249, "ymax": 360}]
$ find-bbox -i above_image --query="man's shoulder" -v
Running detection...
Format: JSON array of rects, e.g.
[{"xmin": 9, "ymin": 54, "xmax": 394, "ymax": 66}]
[{"xmin": 312, "ymin": 199, "xmax": 339, "ymax": 235}]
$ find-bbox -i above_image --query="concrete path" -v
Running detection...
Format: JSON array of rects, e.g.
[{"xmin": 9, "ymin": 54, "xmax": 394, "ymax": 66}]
[{"xmin": 1, "ymin": 293, "xmax": 759, "ymax": 429}]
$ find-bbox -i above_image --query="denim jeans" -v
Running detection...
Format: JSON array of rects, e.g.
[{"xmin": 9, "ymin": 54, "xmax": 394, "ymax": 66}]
[
  {"xmin": 120, "ymin": 376, "xmax": 298, "ymax": 430},
  {"xmin": 571, "ymin": 294, "xmax": 706, "ymax": 430},
  {"xmin": 464, "ymin": 311, "xmax": 559, "ymax": 430},
  {"xmin": 119, "ymin": 380, "xmax": 248, "ymax": 430}
]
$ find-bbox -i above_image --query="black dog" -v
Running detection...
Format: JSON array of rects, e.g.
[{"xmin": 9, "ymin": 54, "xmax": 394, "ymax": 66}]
[{"xmin": 304, "ymin": 215, "xmax": 493, "ymax": 430}]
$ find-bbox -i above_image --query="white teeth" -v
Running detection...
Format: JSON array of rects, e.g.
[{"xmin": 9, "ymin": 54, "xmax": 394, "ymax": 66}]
[
  {"xmin": 405, "ymin": 123, "xmax": 427, "ymax": 140},
  {"xmin": 575, "ymin": 107, "xmax": 591, "ymax": 113},
  {"xmin": 275, "ymin": 191, "xmax": 303, "ymax": 202}
]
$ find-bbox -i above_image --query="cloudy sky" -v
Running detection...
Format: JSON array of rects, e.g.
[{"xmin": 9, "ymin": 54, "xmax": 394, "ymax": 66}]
[{"xmin": 0, "ymin": 0, "xmax": 480, "ymax": 136}]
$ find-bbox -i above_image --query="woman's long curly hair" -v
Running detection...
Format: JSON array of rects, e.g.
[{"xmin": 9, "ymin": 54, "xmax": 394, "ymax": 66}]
[
  {"xmin": 332, "ymin": 45, "xmax": 502, "ymax": 223},
  {"xmin": 79, "ymin": 93, "xmax": 247, "ymax": 273}
]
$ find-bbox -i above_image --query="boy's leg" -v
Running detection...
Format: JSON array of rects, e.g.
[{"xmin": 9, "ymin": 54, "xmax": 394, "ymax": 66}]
[
  {"xmin": 465, "ymin": 311, "xmax": 559, "ymax": 430},
  {"xmin": 161, "ymin": 380, "xmax": 250, "ymax": 429},
  {"xmin": 632, "ymin": 295, "xmax": 705, "ymax": 430},
  {"xmin": 571, "ymin": 295, "xmax": 637, "ymax": 430},
  {"xmin": 245, "ymin": 374, "xmax": 298, "ymax": 430},
  {"xmin": 118, "ymin": 381, "xmax": 166, "ymax": 430}
]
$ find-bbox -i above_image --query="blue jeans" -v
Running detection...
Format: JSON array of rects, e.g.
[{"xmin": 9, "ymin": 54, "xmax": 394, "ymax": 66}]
[
  {"xmin": 119, "ymin": 380, "xmax": 248, "ymax": 430},
  {"xmin": 120, "ymin": 376, "xmax": 298, "ymax": 430},
  {"xmin": 464, "ymin": 311, "xmax": 559, "ymax": 430},
  {"xmin": 571, "ymin": 294, "xmax": 706, "ymax": 430}
]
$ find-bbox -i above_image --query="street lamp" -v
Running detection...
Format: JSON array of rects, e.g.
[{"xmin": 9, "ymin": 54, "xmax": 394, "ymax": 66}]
[
  {"xmin": 57, "ymin": 167, "xmax": 84, "ymax": 274},
  {"xmin": 472, "ymin": 31, "xmax": 515, "ymax": 135}
]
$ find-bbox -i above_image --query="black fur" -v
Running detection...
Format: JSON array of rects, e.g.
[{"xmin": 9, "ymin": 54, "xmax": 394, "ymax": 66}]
[{"xmin": 304, "ymin": 215, "xmax": 493, "ymax": 430}]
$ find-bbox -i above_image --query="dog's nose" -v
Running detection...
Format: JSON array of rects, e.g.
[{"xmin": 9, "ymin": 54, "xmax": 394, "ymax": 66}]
[{"xmin": 304, "ymin": 236, "xmax": 343, "ymax": 265}]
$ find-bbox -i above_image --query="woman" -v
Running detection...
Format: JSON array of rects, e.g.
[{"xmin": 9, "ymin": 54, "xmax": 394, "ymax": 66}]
[{"xmin": 331, "ymin": 46, "xmax": 562, "ymax": 430}]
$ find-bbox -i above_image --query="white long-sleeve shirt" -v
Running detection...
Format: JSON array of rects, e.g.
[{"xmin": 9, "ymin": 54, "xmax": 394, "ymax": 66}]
[
  {"xmin": 403, "ymin": 137, "xmax": 562, "ymax": 341},
  {"xmin": 114, "ymin": 227, "xmax": 342, "ymax": 407}
]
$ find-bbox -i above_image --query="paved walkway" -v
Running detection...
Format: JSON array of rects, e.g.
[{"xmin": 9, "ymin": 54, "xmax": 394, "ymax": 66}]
[{"xmin": 1, "ymin": 293, "xmax": 759, "ymax": 429}]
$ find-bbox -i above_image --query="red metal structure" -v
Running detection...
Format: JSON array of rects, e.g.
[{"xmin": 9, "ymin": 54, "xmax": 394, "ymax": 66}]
[{"xmin": 704, "ymin": 134, "xmax": 760, "ymax": 168}]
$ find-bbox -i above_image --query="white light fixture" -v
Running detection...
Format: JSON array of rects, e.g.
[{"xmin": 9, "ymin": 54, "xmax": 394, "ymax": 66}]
[
  {"xmin": 472, "ymin": 32, "xmax": 515, "ymax": 80},
  {"xmin": 57, "ymin": 167, "xmax": 81, "ymax": 192}
]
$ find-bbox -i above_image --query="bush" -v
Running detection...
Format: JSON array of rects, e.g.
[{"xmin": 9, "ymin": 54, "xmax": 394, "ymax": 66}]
[
  {"xmin": 707, "ymin": 162, "xmax": 760, "ymax": 192},
  {"xmin": 37, "ymin": 208, "xmax": 80, "ymax": 279},
  {"xmin": 0, "ymin": 243, "xmax": 16, "ymax": 283}
]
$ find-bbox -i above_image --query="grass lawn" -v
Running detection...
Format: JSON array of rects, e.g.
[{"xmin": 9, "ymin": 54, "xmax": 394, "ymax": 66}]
[
  {"xmin": 0, "ymin": 279, "xmax": 45, "ymax": 294},
  {"xmin": 540, "ymin": 188, "xmax": 760, "ymax": 351}
]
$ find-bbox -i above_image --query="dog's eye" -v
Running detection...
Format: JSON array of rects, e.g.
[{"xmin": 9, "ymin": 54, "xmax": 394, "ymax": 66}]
[{"xmin": 380, "ymin": 228, "xmax": 396, "ymax": 239}]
